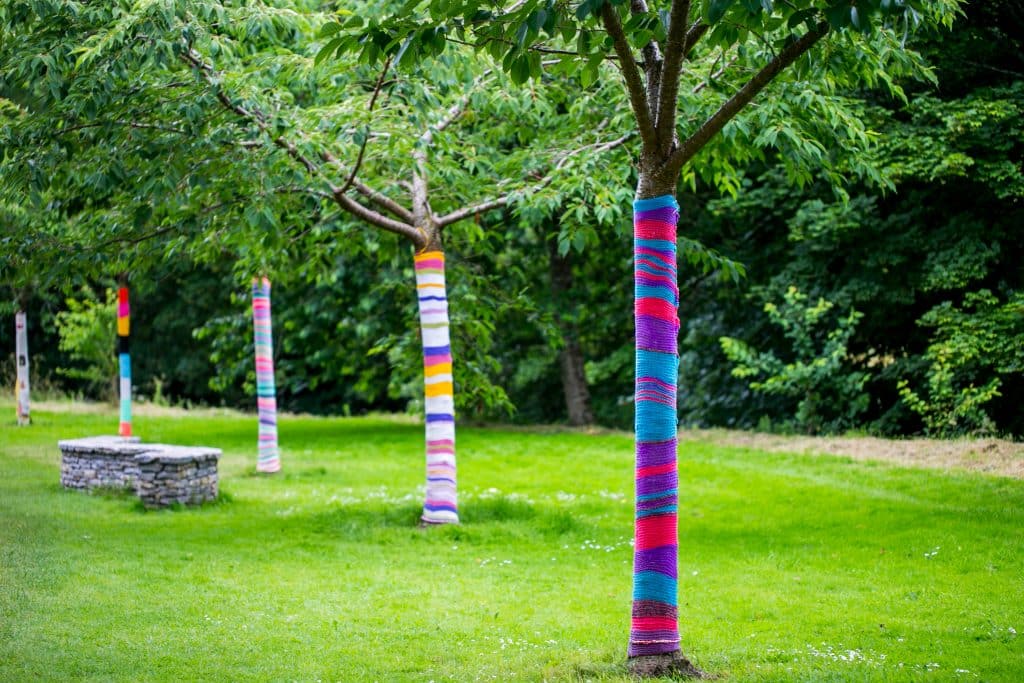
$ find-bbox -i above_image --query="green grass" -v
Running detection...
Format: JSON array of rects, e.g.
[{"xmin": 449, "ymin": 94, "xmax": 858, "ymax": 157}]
[{"xmin": 1, "ymin": 403, "xmax": 1022, "ymax": 682}]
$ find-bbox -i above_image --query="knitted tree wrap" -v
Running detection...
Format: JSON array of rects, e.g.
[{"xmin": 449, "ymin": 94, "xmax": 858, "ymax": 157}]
[
  {"xmin": 252, "ymin": 277, "xmax": 281, "ymax": 473},
  {"xmin": 15, "ymin": 311, "xmax": 29, "ymax": 425},
  {"xmin": 630, "ymin": 195, "xmax": 681, "ymax": 657},
  {"xmin": 415, "ymin": 250, "xmax": 459, "ymax": 524},
  {"xmin": 117, "ymin": 287, "xmax": 132, "ymax": 437}
]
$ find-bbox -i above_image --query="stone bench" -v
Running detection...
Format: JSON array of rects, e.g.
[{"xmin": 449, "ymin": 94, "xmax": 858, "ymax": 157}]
[
  {"xmin": 59, "ymin": 437, "xmax": 221, "ymax": 508},
  {"xmin": 134, "ymin": 446, "xmax": 220, "ymax": 509},
  {"xmin": 59, "ymin": 436, "xmax": 147, "ymax": 490}
]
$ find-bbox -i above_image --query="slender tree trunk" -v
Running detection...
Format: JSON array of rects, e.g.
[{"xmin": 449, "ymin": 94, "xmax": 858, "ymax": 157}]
[
  {"xmin": 627, "ymin": 185, "xmax": 694, "ymax": 675},
  {"xmin": 15, "ymin": 310, "xmax": 30, "ymax": 426},
  {"xmin": 414, "ymin": 248, "xmax": 459, "ymax": 524},
  {"xmin": 117, "ymin": 283, "xmax": 132, "ymax": 437},
  {"xmin": 547, "ymin": 239, "xmax": 595, "ymax": 426},
  {"xmin": 252, "ymin": 277, "xmax": 281, "ymax": 473}
]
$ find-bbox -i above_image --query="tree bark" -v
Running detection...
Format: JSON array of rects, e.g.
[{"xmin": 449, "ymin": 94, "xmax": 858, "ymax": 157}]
[
  {"xmin": 547, "ymin": 236, "xmax": 595, "ymax": 426},
  {"xmin": 252, "ymin": 277, "xmax": 281, "ymax": 473}
]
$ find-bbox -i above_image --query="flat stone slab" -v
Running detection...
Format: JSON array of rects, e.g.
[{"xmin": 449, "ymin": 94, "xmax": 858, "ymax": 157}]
[
  {"xmin": 58, "ymin": 435, "xmax": 144, "ymax": 454},
  {"xmin": 133, "ymin": 445, "xmax": 221, "ymax": 465}
]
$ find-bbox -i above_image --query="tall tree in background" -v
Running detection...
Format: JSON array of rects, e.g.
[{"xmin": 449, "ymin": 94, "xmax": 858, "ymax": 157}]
[
  {"xmin": 0, "ymin": 1, "xmax": 625, "ymax": 524},
  {"xmin": 330, "ymin": 0, "xmax": 963, "ymax": 673}
]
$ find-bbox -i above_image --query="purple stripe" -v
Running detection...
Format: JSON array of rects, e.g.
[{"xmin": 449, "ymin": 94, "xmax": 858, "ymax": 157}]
[
  {"xmin": 629, "ymin": 628, "xmax": 680, "ymax": 642},
  {"xmin": 636, "ymin": 316, "xmax": 679, "ymax": 353},
  {"xmin": 636, "ymin": 439, "xmax": 678, "ymax": 468},
  {"xmin": 628, "ymin": 640, "xmax": 681, "ymax": 657},
  {"xmin": 636, "ymin": 471, "xmax": 679, "ymax": 496},
  {"xmin": 424, "ymin": 344, "xmax": 451, "ymax": 356},
  {"xmin": 426, "ymin": 413, "xmax": 454, "ymax": 423},
  {"xmin": 633, "ymin": 547, "xmax": 678, "ymax": 578},
  {"xmin": 637, "ymin": 207, "xmax": 680, "ymax": 224}
]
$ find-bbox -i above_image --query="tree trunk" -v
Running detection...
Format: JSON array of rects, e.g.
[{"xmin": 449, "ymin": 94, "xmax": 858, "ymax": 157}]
[
  {"xmin": 15, "ymin": 311, "xmax": 30, "ymax": 426},
  {"xmin": 547, "ymin": 239, "xmax": 595, "ymax": 426},
  {"xmin": 628, "ymin": 186, "xmax": 700, "ymax": 677},
  {"xmin": 117, "ymin": 285, "xmax": 132, "ymax": 438},
  {"xmin": 252, "ymin": 277, "xmax": 281, "ymax": 473},
  {"xmin": 414, "ymin": 248, "xmax": 459, "ymax": 524},
  {"xmin": 559, "ymin": 337, "xmax": 594, "ymax": 427}
]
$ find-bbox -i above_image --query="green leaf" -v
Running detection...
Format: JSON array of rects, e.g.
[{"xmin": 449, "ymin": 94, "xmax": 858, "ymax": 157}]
[{"xmin": 706, "ymin": 0, "xmax": 736, "ymax": 24}]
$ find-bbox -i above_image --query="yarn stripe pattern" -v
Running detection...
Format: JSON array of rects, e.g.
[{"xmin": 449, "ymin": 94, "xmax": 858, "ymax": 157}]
[
  {"xmin": 117, "ymin": 287, "xmax": 132, "ymax": 437},
  {"xmin": 15, "ymin": 311, "xmax": 30, "ymax": 426},
  {"xmin": 629, "ymin": 195, "xmax": 681, "ymax": 658},
  {"xmin": 415, "ymin": 250, "xmax": 458, "ymax": 524},
  {"xmin": 252, "ymin": 277, "xmax": 281, "ymax": 473}
]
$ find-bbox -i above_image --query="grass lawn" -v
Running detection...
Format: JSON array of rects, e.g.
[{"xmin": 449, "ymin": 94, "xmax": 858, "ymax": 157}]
[{"xmin": 1, "ymin": 402, "xmax": 1022, "ymax": 682}]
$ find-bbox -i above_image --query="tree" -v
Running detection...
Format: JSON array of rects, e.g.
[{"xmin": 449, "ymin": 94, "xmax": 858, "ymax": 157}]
[
  {"xmin": 325, "ymin": 0, "xmax": 964, "ymax": 674},
  {"xmin": 0, "ymin": 0, "xmax": 625, "ymax": 524}
]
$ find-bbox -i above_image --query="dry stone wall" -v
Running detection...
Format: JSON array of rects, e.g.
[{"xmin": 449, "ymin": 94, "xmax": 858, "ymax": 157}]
[{"xmin": 59, "ymin": 437, "xmax": 221, "ymax": 508}]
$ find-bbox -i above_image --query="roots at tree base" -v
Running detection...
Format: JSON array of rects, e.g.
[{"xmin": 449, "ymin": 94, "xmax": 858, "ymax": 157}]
[{"xmin": 628, "ymin": 651, "xmax": 705, "ymax": 678}]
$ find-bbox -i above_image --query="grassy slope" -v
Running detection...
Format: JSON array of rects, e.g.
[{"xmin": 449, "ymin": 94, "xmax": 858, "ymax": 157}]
[{"xmin": 1, "ymin": 404, "xmax": 1021, "ymax": 682}]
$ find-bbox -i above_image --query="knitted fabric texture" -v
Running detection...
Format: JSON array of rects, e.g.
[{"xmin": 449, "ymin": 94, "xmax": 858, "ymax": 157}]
[
  {"xmin": 629, "ymin": 195, "xmax": 681, "ymax": 657},
  {"xmin": 415, "ymin": 250, "xmax": 459, "ymax": 524},
  {"xmin": 252, "ymin": 277, "xmax": 281, "ymax": 473},
  {"xmin": 15, "ymin": 312, "xmax": 29, "ymax": 425},
  {"xmin": 117, "ymin": 287, "xmax": 132, "ymax": 437}
]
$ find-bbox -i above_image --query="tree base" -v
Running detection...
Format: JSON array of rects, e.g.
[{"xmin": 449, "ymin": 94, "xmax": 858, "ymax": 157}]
[
  {"xmin": 417, "ymin": 518, "xmax": 458, "ymax": 528},
  {"xmin": 628, "ymin": 651, "xmax": 705, "ymax": 679}
]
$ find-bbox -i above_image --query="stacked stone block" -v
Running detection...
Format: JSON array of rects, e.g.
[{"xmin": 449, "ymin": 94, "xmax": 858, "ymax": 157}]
[
  {"xmin": 134, "ymin": 447, "xmax": 220, "ymax": 509},
  {"xmin": 58, "ymin": 436, "xmax": 146, "ymax": 490},
  {"xmin": 58, "ymin": 437, "xmax": 220, "ymax": 508}
]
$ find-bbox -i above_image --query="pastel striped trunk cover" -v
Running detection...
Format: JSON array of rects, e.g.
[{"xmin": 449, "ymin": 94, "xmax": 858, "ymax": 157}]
[
  {"xmin": 117, "ymin": 287, "xmax": 132, "ymax": 437},
  {"xmin": 630, "ymin": 195, "xmax": 681, "ymax": 658},
  {"xmin": 15, "ymin": 311, "xmax": 30, "ymax": 426},
  {"xmin": 415, "ymin": 250, "xmax": 458, "ymax": 524},
  {"xmin": 252, "ymin": 277, "xmax": 281, "ymax": 473}
]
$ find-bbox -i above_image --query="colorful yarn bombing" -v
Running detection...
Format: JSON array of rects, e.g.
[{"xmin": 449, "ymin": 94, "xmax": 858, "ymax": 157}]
[
  {"xmin": 415, "ymin": 250, "xmax": 458, "ymax": 524},
  {"xmin": 15, "ymin": 311, "xmax": 30, "ymax": 426},
  {"xmin": 252, "ymin": 277, "xmax": 281, "ymax": 473},
  {"xmin": 117, "ymin": 287, "xmax": 132, "ymax": 437},
  {"xmin": 630, "ymin": 195, "xmax": 681, "ymax": 658}
]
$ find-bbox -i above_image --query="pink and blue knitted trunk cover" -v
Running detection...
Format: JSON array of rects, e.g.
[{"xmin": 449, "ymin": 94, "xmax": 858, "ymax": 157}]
[
  {"xmin": 252, "ymin": 277, "xmax": 281, "ymax": 473},
  {"xmin": 630, "ymin": 195, "xmax": 681, "ymax": 657},
  {"xmin": 117, "ymin": 287, "xmax": 131, "ymax": 437},
  {"xmin": 415, "ymin": 251, "xmax": 458, "ymax": 524}
]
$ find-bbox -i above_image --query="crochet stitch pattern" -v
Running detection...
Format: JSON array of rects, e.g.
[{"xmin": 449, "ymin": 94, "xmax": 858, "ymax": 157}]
[
  {"xmin": 252, "ymin": 277, "xmax": 281, "ymax": 473},
  {"xmin": 415, "ymin": 250, "xmax": 459, "ymax": 524},
  {"xmin": 117, "ymin": 287, "xmax": 132, "ymax": 437},
  {"xmin": 630, "ymin": 195, "xmax": 681, "ymax": 657}
]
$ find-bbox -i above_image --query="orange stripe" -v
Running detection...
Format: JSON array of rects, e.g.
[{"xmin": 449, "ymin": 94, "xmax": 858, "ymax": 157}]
[
  {"xmin": 415, "ymin": 250, "xmax": 444, "ymax": 261},
  {"xmin": 426, "ymin": 382, "xmax": 453, "ymax": 397},
  {"xmin": 424, "ymin": 363, "xmax": 452, "ymax": 377}
]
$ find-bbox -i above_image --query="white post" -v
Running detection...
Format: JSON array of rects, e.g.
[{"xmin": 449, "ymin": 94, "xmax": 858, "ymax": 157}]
[{"xmin": 15, "ymin": 311, "xmax": 30, "ymax": 425}]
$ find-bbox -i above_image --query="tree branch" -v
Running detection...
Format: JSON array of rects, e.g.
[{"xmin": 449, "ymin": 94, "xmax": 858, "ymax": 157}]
[
  {"xmin": 436, "ymin": 132, "xmax": 634, "ymax": 227},
  {"xmin": 655, "ymin": 0, "xmax": 692, "ymax": 152},
  {"xmin": 630, "ymin": 0, "xmax": 664, "ymax": 121},
  {"xmin": 179, "ymin": 48, "xmax": 423, "ymax": 246},
  {"xmin": 601, "ymin": 3, "xmax": 657, "ymax": 151},
  {"xmin": 337, "ymin": 56, "xmax": 392, "ymax": 197},
  {"xmin": 665, "ymin": 23, "xmax": 828, "ymax": 173}
]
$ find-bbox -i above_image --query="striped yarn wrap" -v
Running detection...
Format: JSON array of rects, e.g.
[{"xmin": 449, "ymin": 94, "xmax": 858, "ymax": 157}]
[
  {"xmin": 15, "ymin": 312, "xmax": 30, "ymax": 426},
  {"xmin": 117, "ymin": 287, "xmax": 132, "ymax": 437},
  {"xmin": 415, "ymin": 250, "xmax": 458, "ymax": 524},
  {"xmin": 629, "ymin": 195, "xmax": 681, "ymax": 658},
  {"xmin": 252, "ymin": 277, "xmax": 281, "ymax": 473}
]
